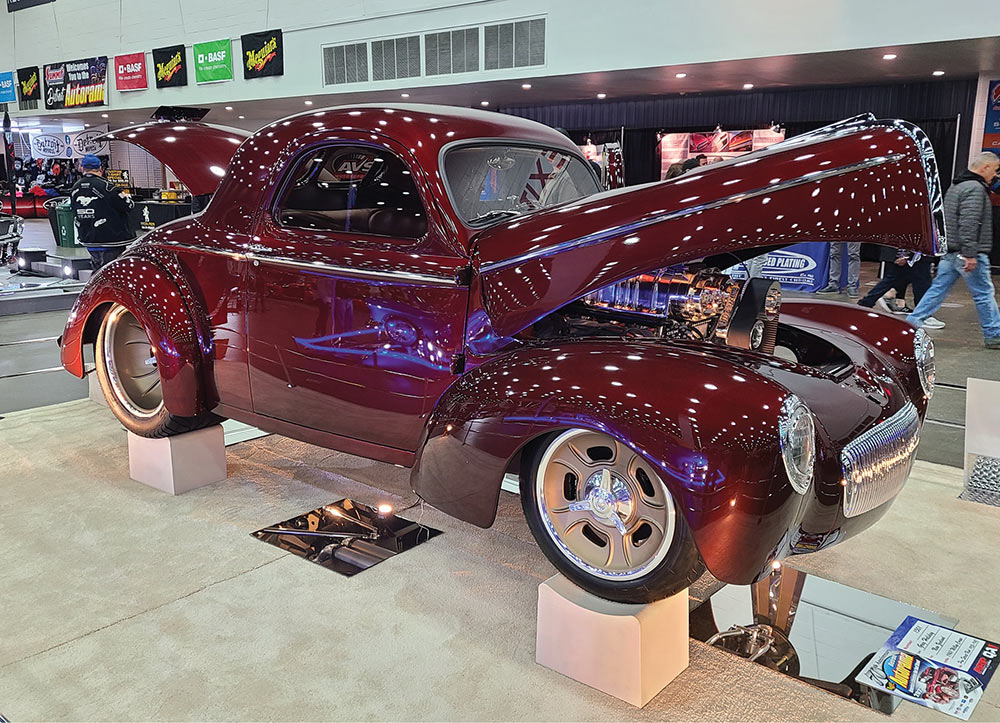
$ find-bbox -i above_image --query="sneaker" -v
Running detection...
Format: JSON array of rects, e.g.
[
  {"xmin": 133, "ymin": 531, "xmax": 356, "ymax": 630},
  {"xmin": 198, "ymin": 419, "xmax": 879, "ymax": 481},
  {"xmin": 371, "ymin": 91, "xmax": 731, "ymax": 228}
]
[
  {"xmin": 892, "ymin": 304, "xmax": 914, "ymax": 316},
  {"xmin": 986, "ymin": 338, "xmax": 1000, "ymax": 350},
  {"xmin": 876, "ymin": 297, "xmax": 895, "ymax": 313},
  {"xmin": 817, "ymin": 284, "xmax": 840, "ymax": 294},
  {"xmin": 846, "ymin": 287, "xmax": 859, "ymax": 299},
  {"xmin": 923, "ymin": 316, "xmax": 946, "ymax": 329}
]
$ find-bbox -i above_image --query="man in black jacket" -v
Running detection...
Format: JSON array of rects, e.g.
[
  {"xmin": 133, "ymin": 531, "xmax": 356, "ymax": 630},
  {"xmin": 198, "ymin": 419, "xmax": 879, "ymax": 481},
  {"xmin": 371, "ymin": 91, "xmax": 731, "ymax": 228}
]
[
  {"xmin": 907, "ymin": 152, "xmax": 1000, "ymax": 348},
  {"xmin": 71, "ymin": 154, "xmax": 135, "ymax": 269}
]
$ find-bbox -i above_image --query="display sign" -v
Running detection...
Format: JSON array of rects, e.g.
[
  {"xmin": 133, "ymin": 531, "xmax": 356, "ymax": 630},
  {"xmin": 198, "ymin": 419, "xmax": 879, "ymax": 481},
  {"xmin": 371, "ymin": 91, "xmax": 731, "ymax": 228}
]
[
  {"xmin": 6, "ymin": 0, "xmax": 55, "ymax": 11},
  {"xmin": 856, "ymin": 617, "xmax": 998, "ymax": 720},
  {"xmin": 16, "ymin": 66, "xmax": 40, "ymax": 102},
  {"xmin": 0, "ymin": 71, "xmax": 16, "ymax": 103},
  {"xmin": 194, "ymin": 39, "xmax": 233, "ymax": 83},
  {"xmin": 114, "ymin": 52, "xmax": 148, "ymax": 91},
  {"xmin": 725, "ymin": 243, "xmax": 830, "ymax": 293},
  {"xmin": 29, "ymin": 124, "xmax": 109, "ymax": 159},
  {"xmin": 152, "ymin": 44, "xmax": 188, "ymax": 88},
  {"xmin": 241, "ymin": 29, "xmax": 283, "ymax": 78},
  {"xmin": 43, "ymin": 57, "xmax": 107, "ymax": 109},
  {"xmin": 105, "ymin": 169, "xmax": 131, "ymax": 189}
]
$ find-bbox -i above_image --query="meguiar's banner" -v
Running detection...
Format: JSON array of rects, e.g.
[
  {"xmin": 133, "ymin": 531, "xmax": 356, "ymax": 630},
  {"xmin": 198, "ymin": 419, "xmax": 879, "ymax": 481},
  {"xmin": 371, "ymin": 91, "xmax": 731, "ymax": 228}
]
[
  {"xmin": 115, "ymin": 52, "xmax": 148, "ymax": 91},
  {"xmin": 43, "ymin": 56, "xmax": 108, "ymax": 109},
  {"xmin": 152, "ymin": 44, "xmax": 187, "ymax": 88},
  {"xmin": 194, "ymin": 39, "xmax": 233, "ymax": 83},
  {"xmin": 17, "ymin": 66, "xmax": 40, "ymax": 101},
  {"xmin": 241, "ymin": 29, "xmax": 283, "ymax": 79}
]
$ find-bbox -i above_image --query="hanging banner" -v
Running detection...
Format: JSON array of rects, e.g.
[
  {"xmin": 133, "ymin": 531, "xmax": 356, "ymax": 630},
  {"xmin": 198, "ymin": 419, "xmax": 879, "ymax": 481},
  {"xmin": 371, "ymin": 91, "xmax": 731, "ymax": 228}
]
[
  {"xmin": 43, "ymin": 56, "xmax": 108, "ymax": 109},
  {"xmin": 6, "ymin": 0, "xmax": 55, "ymax": 11},
  {"xmin": 17, "ymin": 66, "xmax": 40, "ymax": 101},
  {"xmin": 725, "ymin": 243, "xmax": 830, "ymax": 293},
  {"xmin": 0, "ymin": 71, "xmax": 15, "ymax": 103},
  {"xmin": 114, "ymin": 52, "xmax": 148, "ymax": 91},
  {"xmin": 241, "ymin": 29, "xmax": 283, "ymax": 79},
  {"xmin": 152, "ymin": 44, "xmax": 187, "ymax": 88},
  {"xmin": 193, "ymin": 39, "xmax": 233, "ymax": 83},
  {"xmin": 29, "ymin": 124, "xmax": 109, "ymax": 159}
]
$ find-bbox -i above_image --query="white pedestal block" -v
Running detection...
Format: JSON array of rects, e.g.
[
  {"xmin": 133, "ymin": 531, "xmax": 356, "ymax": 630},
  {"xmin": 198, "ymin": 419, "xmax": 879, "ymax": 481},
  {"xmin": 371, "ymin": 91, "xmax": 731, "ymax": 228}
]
[
  {"xmin": 88, "ymin": 373, "xmax": 107, "ymax": 407},
  {"xmin": 127, "ymin": 425, "xmax": 227, "ymax": 495},
  {"xmin": 536, "ymin": 574, "xmax": 689, "ymax": 707}
]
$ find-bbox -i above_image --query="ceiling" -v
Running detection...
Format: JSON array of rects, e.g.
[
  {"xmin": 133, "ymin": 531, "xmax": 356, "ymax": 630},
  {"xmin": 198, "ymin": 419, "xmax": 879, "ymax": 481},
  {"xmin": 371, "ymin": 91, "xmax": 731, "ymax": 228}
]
[{"xmin": 7, "ymin": 35, "xmax": 999, "ymax": 134}]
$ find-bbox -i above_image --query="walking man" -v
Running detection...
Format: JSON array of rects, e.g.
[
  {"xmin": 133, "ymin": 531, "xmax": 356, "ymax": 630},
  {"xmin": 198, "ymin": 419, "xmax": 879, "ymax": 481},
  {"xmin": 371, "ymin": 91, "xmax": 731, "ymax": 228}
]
[
  {"xmin": 907, "ymin": 152, "xmax": 1000, "ymax": 348},
  {"xmin": 70, "ymin": 154, "xmax": 135, "ymax": 270}
]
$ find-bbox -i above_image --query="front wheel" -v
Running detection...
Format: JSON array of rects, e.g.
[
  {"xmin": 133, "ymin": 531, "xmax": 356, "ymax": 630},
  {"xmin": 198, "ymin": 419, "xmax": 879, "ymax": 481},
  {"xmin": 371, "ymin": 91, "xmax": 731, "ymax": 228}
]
[
  {"xmin": 520, "ymin": 429, "xmax": 704, "ymax": 604},
  {"xmin": 95, "ymin": 303, "xmax": 221, "ymax": 437}
]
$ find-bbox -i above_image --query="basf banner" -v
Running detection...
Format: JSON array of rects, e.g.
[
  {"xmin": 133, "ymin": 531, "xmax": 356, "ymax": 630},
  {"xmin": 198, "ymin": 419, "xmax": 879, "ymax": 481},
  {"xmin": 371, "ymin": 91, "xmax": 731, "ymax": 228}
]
[
  {"xmin": 194, "ymin": 39, "xmax": 233, "ymax": 83},
  {"xmin": 152, "ymin": 44, "xmax": 187, "ymax": 88},
  {"xmin": 30, "ymin": 124, "xmax": 109, "ymax": 159},
  {"xmin": 241, "ymin": 29, "xmax": 283, "ymax": 78},
  {"xmin": 0, "ymin": 72, "xmax": 16, "ymax": 103},
  {"xmin": 7, "ymin": 0, "xmax": 55, "ymax": 11},
  {"xmin": 17, "ymin": 66, "xmax": 40, "ymax": 102},
  {"xmin": 115, "ymin": 52, "xmax": 148, "ymax": 91},
  {"xmin": 43, "ymin": 57, "xmax": 108, "ymax": 109}
]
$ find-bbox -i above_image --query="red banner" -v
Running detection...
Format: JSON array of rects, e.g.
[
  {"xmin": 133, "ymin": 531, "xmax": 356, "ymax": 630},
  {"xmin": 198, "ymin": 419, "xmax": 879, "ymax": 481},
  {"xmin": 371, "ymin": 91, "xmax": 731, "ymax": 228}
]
[{"xmin": 115, "ymin": 52, "xmax": 148, "ymax": 91}]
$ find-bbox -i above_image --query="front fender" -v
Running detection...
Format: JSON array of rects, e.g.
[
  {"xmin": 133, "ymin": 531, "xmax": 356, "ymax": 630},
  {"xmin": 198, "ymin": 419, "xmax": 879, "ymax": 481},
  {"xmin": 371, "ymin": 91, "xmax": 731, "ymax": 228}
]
[
  {"xmin": 411, "ymin": 339, "xmax": 801, "ymax": 583},
  {"xmin": 60, "ymin": 252, "xmax": 213, "ymax": 417}
]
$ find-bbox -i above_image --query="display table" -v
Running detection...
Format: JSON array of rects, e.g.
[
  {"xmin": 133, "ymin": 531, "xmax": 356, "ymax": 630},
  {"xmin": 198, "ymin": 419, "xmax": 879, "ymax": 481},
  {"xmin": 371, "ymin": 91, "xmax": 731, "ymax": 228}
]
[{"xmin": 130, "ymin": 201, "xmax": 193, "ymax": 232}]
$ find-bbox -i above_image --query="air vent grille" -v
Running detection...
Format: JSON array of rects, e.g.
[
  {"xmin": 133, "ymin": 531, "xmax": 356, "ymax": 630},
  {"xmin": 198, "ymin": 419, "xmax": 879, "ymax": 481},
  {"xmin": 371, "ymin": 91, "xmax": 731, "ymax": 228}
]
[
  {"xmin": 323, "ymin": 42, "xmax": 369, "ymax": 86},
  {"xmin": 485, "ymin": 18, "xmax": 544, "ymax": 70},
  {"xmin": 372, "ymin": 36, "xmax": 420, "ymax": 81},
  {"xmin": 425, "ymin": 28, "xmax": 479, "ymax": 76}
]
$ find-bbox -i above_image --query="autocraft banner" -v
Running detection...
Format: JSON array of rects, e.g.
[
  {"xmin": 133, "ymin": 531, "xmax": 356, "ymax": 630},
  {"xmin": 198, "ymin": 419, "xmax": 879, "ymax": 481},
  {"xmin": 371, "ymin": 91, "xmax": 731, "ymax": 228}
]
[
  {"xmin": 43, "ymin": 57, "xmax": 108, "ymax": 109},
  {"xmin": 856, "ymin": 617, "xmax": 998, "ymax": 720},
  {"xmin": 0, "ymin": 71, "xmax": 16, "ymax": 103},
  {"xmin": 29, "ymin": 124, "xmax": 109, "ymax": 159},
  {"xmin": 6, "ymin": 0, "xmax": 55, "ymax": 11},
  {"xmin": 114, "ymin": 52, "xmax": 148, "ymax": 91},
  {"xmin": 194, "ymin": 39, "xmax": 233, "ymax": 83},
  {"xmin": 16, "ymin": 66, "xmax": 41, "ymax": 102},
  {"xmin": 241, "ymin": 29, "xmax": 283, "ymax": 78},
  {"xmin": 152, "ymin": 44, "xmax": 188, "ymax": 88}
]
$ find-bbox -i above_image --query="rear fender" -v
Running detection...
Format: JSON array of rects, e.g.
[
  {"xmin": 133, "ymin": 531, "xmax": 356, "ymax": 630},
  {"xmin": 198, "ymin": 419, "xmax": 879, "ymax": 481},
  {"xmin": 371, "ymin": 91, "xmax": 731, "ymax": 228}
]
[
  {"xmin": 61, "ymin": 253, "xmax": 213, "ymax": 416},
  {"xmin": 411, "ymin": 339, "xmax": 799, "ymax": 584}
]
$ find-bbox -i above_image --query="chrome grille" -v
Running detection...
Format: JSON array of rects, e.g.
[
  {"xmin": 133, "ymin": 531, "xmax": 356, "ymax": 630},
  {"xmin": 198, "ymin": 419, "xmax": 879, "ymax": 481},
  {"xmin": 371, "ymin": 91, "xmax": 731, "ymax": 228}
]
[{"xmin": 841, "ymin": 403, "xmax": 920, "ymax": 517}]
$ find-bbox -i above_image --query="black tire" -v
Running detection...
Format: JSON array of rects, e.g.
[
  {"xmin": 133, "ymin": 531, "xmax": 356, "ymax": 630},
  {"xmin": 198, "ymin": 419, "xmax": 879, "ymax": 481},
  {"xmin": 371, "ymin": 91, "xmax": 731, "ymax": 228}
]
[
  {"xmin": 520, "ymin": 429, "xmax": 704, "ymax": 604},
  {"xmin": 95, "ymin": 303, "xmax": 222, "ymax": 438}
]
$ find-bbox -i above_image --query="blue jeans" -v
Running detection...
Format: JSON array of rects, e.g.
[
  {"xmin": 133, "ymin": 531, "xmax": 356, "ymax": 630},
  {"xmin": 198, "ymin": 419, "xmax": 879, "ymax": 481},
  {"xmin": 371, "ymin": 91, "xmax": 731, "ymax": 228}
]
[{"xmin": 907, "ymin": 253, "xmax": 1000, "ymax": 339}]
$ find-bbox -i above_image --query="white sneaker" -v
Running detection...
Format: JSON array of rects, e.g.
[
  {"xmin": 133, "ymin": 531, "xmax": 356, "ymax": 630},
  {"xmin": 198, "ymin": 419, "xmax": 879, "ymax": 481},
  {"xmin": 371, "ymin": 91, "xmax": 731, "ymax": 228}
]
[
  {"xmin": 876, "ymin": 297, "xmax": 894, "ymax": 313},
  {"xmin": 923, "ymin": 316, "xmax": 946, "ymax": 329}
]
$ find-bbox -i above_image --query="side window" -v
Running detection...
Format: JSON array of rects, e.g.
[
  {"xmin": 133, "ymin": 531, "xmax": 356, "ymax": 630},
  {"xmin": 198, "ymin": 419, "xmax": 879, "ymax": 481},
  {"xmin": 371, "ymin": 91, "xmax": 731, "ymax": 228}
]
[{"xmin": 276, "ymin": 145, "xmax": 428, "ymax": 239}]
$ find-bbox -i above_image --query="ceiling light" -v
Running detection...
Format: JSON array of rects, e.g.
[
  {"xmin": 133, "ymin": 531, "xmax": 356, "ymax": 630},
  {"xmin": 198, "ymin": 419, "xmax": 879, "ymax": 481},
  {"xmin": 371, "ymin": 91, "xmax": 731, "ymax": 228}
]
[
  {"xmin": 400, "ymin": 93, "xmax": 410, "ymax": 98},
  {"xmin": 480, "ymin": 100, "xmax": 489, "ymax": 106},
  {"xmin": 675, "ymin": 72, "xmax": 687, "ymax": 79},
  {"xmin": 883, "ymin": 53, "xmax": 897, "ymax": 60},
  {"xmin": 238, "ymin": 115, "xmax": 245, "ymax": 119},
  {"xmin": 742, "ymin": 83, "xmax": 754, "ymax": 90},
  {"xmin": 225, "ymin": 105, "xmax": 233, "ymax": 111},
  {"xmin": 101, "ymin": 113, "xmax": 109, "ymax": 118},
  {"xmin": 596, "ymin": 93, "xmax": 607, "ymax": 99},
  {"xmin": 932, "ymin": 70, "xmax": 945, "ymax": 76},
  {"xmin": 521, "ymin": 83, "xmax": 532, "ymax": 89},
  {"xmin": 304, "ymin": 100, "xmax": 313, "ymax": 105}
]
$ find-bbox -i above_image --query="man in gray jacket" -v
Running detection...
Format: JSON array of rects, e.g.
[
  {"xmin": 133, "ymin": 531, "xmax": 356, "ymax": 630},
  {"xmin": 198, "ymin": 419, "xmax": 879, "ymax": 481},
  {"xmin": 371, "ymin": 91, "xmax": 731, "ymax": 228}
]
[{"xmin": 908, "ymin": 152, "xmax": 1000, "ymax": 348}]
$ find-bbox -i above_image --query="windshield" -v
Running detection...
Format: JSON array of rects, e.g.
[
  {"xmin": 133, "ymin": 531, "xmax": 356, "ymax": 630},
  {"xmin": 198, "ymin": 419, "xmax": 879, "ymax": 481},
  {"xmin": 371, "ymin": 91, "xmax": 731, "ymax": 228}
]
[{"xmin": 443, "ymin": 144, "xmax": 601, "ymax": 226}]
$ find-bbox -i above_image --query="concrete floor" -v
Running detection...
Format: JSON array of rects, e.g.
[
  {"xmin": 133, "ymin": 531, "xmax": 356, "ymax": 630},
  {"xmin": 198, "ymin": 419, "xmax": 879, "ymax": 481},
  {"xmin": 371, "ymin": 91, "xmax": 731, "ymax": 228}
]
[{"xmin": 0, "ymin": 400, "xmax": 998, "ymax": 721}]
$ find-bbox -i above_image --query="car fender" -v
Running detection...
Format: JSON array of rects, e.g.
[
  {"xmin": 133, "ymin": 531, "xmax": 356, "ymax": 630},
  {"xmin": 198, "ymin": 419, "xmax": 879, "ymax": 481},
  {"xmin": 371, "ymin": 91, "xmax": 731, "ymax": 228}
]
[
  {"xmin": 60, "ymin": 251, "xmax": 214, "ymax": 417},
  {"xmin": 411, "ymin": 339, "xmax": 802, "ymax": 584}
]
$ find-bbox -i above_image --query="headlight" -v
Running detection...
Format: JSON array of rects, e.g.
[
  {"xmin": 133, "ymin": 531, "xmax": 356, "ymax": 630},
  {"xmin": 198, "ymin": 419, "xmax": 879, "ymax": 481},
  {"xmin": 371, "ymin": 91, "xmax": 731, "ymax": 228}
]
[
  {"xmin": 779, "ymin": 395, "xmax": 815, "ymax": 494},
  {"xmin": 914, "ymin": 328, "xmax": 935, "ymax": 398}
]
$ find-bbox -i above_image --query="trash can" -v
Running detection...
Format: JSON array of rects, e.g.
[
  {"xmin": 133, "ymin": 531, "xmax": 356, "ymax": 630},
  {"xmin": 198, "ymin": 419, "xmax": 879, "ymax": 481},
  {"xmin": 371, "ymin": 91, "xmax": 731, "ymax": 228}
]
[{"xmin": 53, "ymin": 200, "xmax": 77, "ymax": 247}]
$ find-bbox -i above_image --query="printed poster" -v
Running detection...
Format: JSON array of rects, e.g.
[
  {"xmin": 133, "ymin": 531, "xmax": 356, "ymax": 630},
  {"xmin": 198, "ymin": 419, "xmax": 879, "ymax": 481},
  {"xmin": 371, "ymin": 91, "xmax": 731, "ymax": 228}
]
[
  {"xmin": 0, "ymin": 71, "xmax": 16, "ymax": 103},
  {"xmin": 152, "ymin": 44, "xmax": 187, "ymax": 88},
  {"xmin": 43, "ymin": 57, "xmax": 108, "ymax": 109},
  {"xmin": 114, "ymin": 52, "xmax": 148, "ymax": 91},
  {"xmin": 16, "ymin": 66, "xmax": 40, "ymax": 102},
  {"xmin": 856, "ymin": 616, "xmax": 998, "ymax": 720},
  {"xmin": 241, "ymin": 29, "xmax": 283, "ymax": 78},
  {"xmin": 194, "ymin": 39, "xmax": 233, "ymax": 83}
]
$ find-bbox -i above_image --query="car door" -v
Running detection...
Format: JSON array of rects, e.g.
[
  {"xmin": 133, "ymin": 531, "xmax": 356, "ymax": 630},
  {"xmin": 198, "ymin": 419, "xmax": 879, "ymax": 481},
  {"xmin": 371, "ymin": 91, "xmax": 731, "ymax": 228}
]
[{"xmin": 245, "ymin": 140, "xmax": 469, "ymax": 453}]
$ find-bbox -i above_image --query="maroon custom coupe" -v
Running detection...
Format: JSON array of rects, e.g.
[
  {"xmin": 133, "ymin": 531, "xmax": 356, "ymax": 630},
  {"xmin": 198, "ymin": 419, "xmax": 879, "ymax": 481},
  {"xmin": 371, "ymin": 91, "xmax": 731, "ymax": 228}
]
[{"xmin": 61, "ymin": 106, "xmax": 942, "ymax": 603}]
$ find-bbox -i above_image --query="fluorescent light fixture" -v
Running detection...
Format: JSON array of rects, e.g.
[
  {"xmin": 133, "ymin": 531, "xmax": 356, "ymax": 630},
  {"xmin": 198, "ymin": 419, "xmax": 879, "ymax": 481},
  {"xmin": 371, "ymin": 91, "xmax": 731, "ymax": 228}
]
[
  {"xmin": 743, "ymin": 83, "xmax": 754, "ymax": 90},
  {"xmin": 596, "ymin": 93, "xmax": 607, "ymax": 99},
  {"xmin": 238, "ymin": 115, "xmax": 245, "ymax": 119},
  {"xmin": 400, "ymin": 93, "xmax": 410, "ymax": 98},
  {"xmin": 932, "ymin": 70, "xmax": 945, "ymax": 76},
  {"xmin": 101, "ymin": 113, "xmax": 109, "ymax": 118},
  {"xmin": 304, "ymin": 100, "xmax": 313, "ymax": 105},
  {"xmin": 225, "ymin": 105, "xmax": 233, "ymax": 110},
  {"xmin": 521, "ymin": 83, "xmax": 532, "ymax": 89},
  {"xmin": 480, "ymin": 100, "xmax": 489, "ymax": 106},
  {"xmin": 675, "ymin": 72, "xmax": 687, "ymax": 79},
  {"xmin": 883, "ymin": 53, "xmax": 897, "ymax": 60}
]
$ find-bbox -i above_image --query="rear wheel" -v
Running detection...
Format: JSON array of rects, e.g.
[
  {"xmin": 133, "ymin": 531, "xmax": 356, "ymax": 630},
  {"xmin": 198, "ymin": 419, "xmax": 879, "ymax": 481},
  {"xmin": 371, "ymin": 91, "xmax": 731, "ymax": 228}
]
[
  {"xmin": 520, "ymin": 429, "xmax": 704, "ymax": 603},
  {"xmin": 95, "ymin": 303, "xmax": 220, "ymax": 437}
]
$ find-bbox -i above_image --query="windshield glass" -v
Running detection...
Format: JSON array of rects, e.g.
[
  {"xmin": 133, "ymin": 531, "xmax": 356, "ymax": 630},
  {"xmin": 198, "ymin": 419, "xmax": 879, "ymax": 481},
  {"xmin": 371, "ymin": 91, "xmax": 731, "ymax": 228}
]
[{"xmin": 443, "ymin": 144, "xmax": 601, "ymax": 226}]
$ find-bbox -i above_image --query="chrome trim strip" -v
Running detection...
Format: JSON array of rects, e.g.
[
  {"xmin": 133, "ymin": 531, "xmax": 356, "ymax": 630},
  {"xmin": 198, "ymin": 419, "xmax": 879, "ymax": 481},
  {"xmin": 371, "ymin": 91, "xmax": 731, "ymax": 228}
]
[
  {"xmin": 248, "ymin": 253, "xmax": 458, "ymax": 286},
  {"xmin": 154, "ymin": 242, "xmax": 247, "ymax": 260},
  {"xmin": 479, "ymin": 153, "xmax": 906, "ymax": 275}
]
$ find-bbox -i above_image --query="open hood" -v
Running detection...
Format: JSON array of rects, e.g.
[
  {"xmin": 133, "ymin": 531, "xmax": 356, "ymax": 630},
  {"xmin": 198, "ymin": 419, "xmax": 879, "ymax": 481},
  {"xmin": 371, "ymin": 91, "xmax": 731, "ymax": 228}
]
[
  {"xmin": 475, "ymin": 115, "xmax": 946, "ymax": 338},
  {"xmin": 101, "ymin": 122, "xmax": 250, "ymax": 195}
]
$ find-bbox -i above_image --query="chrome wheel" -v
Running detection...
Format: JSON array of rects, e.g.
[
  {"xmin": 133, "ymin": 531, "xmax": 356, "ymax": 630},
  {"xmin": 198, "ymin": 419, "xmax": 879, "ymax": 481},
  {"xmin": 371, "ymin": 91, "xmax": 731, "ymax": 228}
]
[
  {"xmin": 102, "ymin": 306, "xmax": 163, "ymax": 419},
  {"xmin": 534, "ymin": 429, "xmax": 676, "ymax": 581}
]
